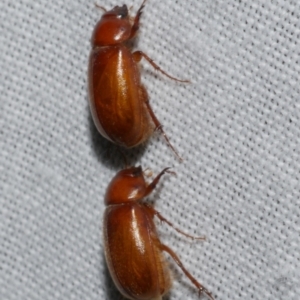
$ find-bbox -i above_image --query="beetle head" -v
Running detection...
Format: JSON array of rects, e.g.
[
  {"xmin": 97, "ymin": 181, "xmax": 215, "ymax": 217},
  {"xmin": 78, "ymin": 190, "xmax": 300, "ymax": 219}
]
[
  {"xmin": 105, "ymin": 166, "xmax": 147, "ymax": 205},
  {"xmin": 92, "ymin": 5, "xmax": 132, "ymax": 46}
]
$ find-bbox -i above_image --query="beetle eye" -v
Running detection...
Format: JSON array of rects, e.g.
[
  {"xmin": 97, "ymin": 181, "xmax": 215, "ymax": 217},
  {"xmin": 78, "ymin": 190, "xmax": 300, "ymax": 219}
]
[
  {"xmin": 131, "ymin": 166, "xmax": 142, "ymax": 177},
  {"xmin": 113, "ymin": 5, "xmax": 128, "ymax": 19}
]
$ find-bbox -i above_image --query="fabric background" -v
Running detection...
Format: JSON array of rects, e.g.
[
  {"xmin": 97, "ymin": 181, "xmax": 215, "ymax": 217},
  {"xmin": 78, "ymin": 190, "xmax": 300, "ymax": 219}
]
[{"xmin": 1, "ymin": 0, "xmax": 300, "ymax": 299}]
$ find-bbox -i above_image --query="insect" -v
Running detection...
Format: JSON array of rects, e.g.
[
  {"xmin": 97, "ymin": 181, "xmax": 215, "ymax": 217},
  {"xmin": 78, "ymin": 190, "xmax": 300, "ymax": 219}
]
[
  {"xmin": 103, "ymin": 166, "xmax": 214, "ymax": 300},
  {"xmin": 88, "ymin": 0, "xmax": 188, "ymax": 160}
]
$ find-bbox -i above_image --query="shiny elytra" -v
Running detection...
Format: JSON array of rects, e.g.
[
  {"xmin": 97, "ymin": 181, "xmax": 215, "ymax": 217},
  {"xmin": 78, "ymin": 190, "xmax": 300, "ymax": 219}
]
[
  {"xmin": 103, "ymin": 166, "xmax": 214, "ymax": 300},
  {"xmin": 88, "ymin": 0, "xmax": 189, "ymax": 160}
]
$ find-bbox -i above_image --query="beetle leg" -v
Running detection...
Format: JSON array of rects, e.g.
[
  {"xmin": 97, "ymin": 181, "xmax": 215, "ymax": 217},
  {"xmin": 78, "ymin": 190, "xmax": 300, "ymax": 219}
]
[
  {"xmin": 133, "ymin": 51, "xmax": 190, "ymax": 83},
  {"xmin": 129, "ymin": 0, "xmax": 147, "ymax": 39},
  {"xmin": 145, "ymin": 205, "xmax": 206, "ymax": 241},
  {"xmin": 141, "ymin": 87, "xmax": 183, "ymax": 161},
  {"xmin": 144, "ymin": 167, "xmax": 173, "ymax": 197},
  {"xmin": 159, "ymin": 243, "xmax": 214, "ymax": 300}
]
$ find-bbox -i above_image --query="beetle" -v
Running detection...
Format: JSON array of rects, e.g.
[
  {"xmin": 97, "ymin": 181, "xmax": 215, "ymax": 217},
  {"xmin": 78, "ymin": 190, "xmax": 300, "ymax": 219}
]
[
  {"xmin": 103, "ymin": 166, "xmax": 214, "ymax": 300},
  {"xmin": 88, "ymin": 0, "xmax": 188, "ymax": 160}
]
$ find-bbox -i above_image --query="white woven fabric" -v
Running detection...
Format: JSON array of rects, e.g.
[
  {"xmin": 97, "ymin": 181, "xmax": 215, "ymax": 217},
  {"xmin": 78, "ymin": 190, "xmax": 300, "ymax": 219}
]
[{"xmin": 1, "ymin": 0, "xmax": 300, "ymax": 299}]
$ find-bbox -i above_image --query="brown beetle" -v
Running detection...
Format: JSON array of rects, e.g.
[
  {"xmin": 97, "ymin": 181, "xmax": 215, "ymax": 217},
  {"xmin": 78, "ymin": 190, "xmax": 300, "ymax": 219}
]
[
  {"xmin": 88, "ymin": 0, "xmax": 187, "ymax": 160},
  {"xmin": 103, "ymin": 166, "xmax": 214, "ymax": 300}
]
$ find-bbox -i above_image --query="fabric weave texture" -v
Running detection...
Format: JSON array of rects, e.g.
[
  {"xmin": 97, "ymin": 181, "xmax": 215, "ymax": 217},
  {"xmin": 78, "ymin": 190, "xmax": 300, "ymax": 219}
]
[{"xmin": 1, "ymin": 0, "xmax": 300, "ymax": 299}]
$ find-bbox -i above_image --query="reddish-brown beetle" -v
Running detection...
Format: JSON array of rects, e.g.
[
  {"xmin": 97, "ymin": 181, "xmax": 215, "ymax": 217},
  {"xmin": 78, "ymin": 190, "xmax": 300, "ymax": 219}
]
[
  {"xmin": 88, "ymin": 0, "xmax": 187, "ymax": 160},
  {"xmin": 103, "ymin": 166, "xmax": 214, "ymax": 300}
]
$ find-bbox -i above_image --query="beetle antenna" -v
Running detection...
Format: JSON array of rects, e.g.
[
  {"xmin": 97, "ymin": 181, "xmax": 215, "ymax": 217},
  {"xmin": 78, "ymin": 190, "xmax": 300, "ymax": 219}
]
[
  {"xmin": 143, "ymin": 168, "xmax": 153, "ymax": 178},
  {"xmin": 94, "ymin": 3, "xmax": 106, "ymax": 12}
]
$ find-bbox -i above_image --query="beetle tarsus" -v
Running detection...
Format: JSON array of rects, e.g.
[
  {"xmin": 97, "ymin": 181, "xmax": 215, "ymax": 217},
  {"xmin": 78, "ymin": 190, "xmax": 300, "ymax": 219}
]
[
  {"xmin": 199, "ymin": 287, "xmax": 215, "ymax": 300},
  {"xmin": 160, "ymin": 243, "xmax": 215, "ymax": 300},
  {"xmin": 156, "ymin": 124, "xmax": 183, "ymax": 162}
]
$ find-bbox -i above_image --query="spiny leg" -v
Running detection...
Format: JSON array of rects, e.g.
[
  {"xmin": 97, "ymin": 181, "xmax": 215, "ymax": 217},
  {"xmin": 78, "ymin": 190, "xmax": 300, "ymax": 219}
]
[
  {"xmin": 133, "ymin": 51, "xmax": 190, "ymax": 83},
  {"xmin": 160, "ymin": 243, "xmax": 215, "ymax": 300},
  {"xmin": 130, "ymin": 0, "xmax": 148, "ymax": 38},
  {"xmin": 144, "ymin": 167, "xmax": 175, "ymax": 197},
  {"xmin": 142, "ymin": 93, "xmax": 183, "ymax": 161},
  {"xmin": 145, "ymin": 205, "xmax": 206, "ymax": 241}
]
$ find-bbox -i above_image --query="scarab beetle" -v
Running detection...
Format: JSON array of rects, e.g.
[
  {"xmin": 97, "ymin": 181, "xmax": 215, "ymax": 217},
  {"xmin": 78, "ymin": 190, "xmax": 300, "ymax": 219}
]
[
  {"xmin": 103, "ymin": 166, "xmax": 214, "ymax": 300},
  {"xmin": 88, "ymin": 0, "xmax": 188, "ymax": 160}
]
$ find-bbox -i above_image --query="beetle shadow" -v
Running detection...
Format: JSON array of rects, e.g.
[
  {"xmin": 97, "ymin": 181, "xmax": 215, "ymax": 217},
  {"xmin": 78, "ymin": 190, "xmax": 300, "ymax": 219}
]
[
  {"xmin": 88, "ymin": 112, "xmax": 148, "ymax": 170},
  {"xmin": 102, "ymin": 253, "xmax": 126, "ymax": 300}
]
